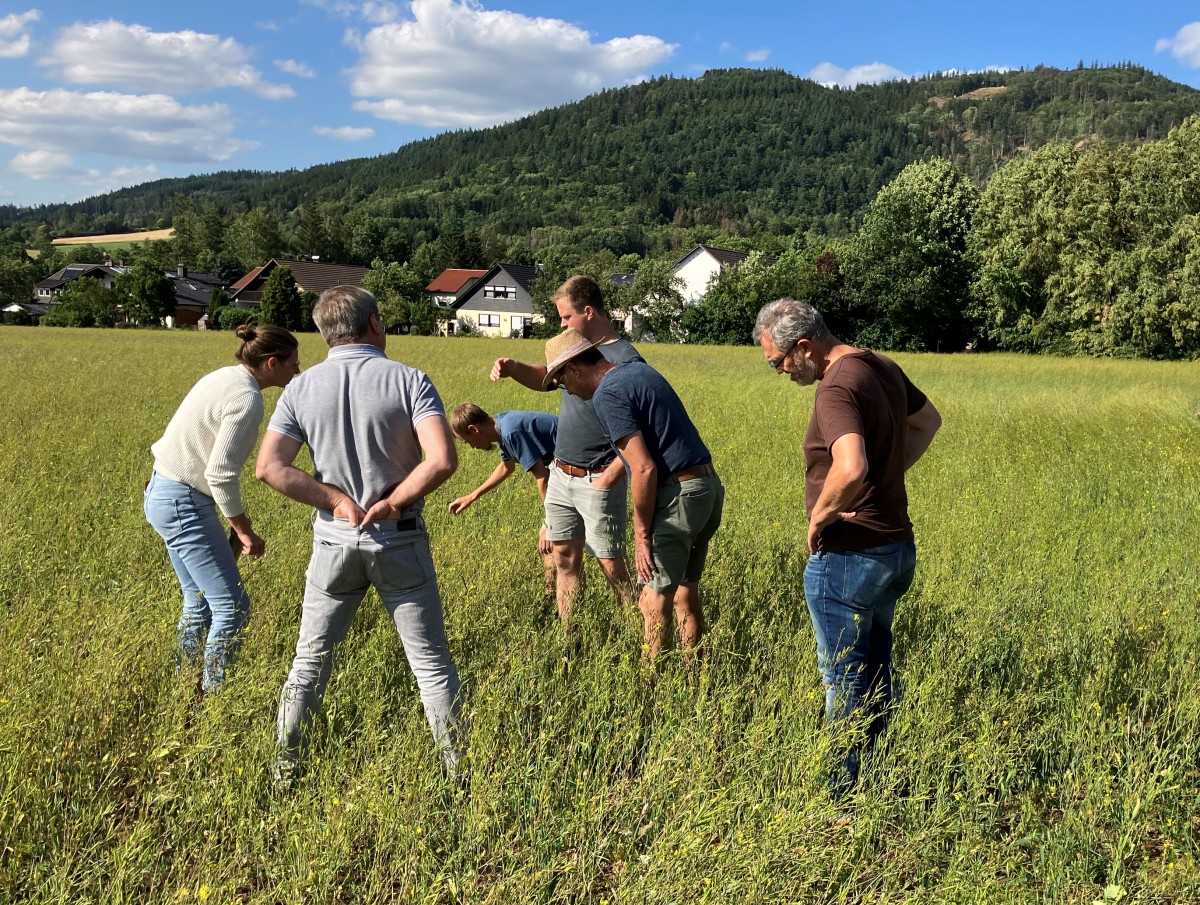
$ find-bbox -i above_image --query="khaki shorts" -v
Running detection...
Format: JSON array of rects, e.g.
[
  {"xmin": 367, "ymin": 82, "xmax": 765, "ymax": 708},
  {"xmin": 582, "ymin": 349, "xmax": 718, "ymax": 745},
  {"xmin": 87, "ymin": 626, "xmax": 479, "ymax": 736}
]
[
  {"xmin": 543, "ymin": 465, "xmax": 627, "ymax": 560},
  {"xmin": 647, "ymin": 473, "xmax": 724, "ymax": 593}
]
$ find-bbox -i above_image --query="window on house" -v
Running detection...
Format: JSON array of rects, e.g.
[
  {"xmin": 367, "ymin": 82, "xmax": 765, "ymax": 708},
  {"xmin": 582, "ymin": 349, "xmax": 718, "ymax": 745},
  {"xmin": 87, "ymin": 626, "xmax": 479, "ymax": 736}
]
[
  {"xmin": 479, "ymin": 314, "xmax": 501, "ymax": 327},
  {"xmin": 482, "ymin": 285, "xmax": 514, "ymax": 299}
]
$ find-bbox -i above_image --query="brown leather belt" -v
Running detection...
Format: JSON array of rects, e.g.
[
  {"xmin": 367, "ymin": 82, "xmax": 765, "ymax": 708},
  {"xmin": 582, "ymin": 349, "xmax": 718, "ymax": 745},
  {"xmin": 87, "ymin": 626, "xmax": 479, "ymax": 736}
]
[
  {"xmin": 664, "ymin": 462, "xmax": 716, "ymax": 485},
  {"xmin": 554, "ymin": 458, "xmax": 607, "ymax": 477}
]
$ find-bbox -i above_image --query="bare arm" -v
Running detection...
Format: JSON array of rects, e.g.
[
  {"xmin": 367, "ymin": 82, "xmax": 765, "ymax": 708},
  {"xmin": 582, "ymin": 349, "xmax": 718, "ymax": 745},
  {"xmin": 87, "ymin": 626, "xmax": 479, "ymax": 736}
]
[
  {"xmin": 591, "ymin": 454, "xmax": 628, "ymax": 491},
  {"xmin": 362, "ymin": 416, "xmax": 458, "ymax": 523},
  {"xmin": 904, "ymin": 399, "xmax": 942, "ymax": 471},
  {"xmin": 491, "ymin": 357, "xmax": 550, "ymax": 391},
  {"xmin": 448, "ymin": 460, "xmax": 518, "ymax": 515},
  {"xmin": 614, "ymin": 431, "xmax": 658, "ymax": 582},
  {"xmin": 256, "ymin": 430, "xmax": 366, "ymax": 525},
  {"xmin": 530, "ymin": 461, "xmax": 552, "ymax": 556},
  {"xmin": 530, "ymin": 460, "xmax": 550, "ymax": 501},
  {"xmin": 808, "ymin": 432, "xmax": 867, "ymax": 553}
]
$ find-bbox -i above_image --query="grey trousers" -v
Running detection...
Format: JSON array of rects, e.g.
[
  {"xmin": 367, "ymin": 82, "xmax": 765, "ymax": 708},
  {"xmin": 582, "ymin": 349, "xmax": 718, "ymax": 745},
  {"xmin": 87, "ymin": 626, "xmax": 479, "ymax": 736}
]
[{"xmin": 276, "ymin": 520, "xmax": 463, "ymax": 771}]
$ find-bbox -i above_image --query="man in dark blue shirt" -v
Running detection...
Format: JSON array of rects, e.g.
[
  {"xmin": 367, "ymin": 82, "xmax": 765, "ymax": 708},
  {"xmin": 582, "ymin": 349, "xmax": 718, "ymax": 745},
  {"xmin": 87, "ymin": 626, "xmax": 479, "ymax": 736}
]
[{"xmin": 542, "ymin": 329, "xmax": 724, "ymax": 659}]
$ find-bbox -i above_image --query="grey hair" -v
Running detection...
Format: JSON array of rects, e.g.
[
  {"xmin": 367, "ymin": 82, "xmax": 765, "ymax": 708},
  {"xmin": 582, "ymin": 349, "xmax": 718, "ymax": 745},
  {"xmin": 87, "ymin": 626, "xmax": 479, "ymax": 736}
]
[
  {"xmin": 313, "ymin": 285, "xmax": 378, "ymax": 346},
  {"xmin": 752, "ymin": 298, "xmax": 833, "ymax": 349}
]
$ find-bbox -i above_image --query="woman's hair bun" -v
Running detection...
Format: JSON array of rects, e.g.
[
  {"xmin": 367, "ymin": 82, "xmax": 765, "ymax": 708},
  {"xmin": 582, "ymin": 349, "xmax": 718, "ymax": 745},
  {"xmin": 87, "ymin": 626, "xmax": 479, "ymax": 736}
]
[{"xmin": 235, "ymin": 323, "xmax": 256, "ymax": 341}]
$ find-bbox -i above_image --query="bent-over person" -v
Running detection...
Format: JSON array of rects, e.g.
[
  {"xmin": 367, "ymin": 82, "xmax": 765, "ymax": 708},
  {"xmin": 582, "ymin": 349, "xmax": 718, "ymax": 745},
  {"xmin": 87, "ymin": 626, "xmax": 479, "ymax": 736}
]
[
  {"xmin": 448, "ymin": 403, "xmax": 558, "ymax": 604},
  {"xmin": 256, "ymin": 286, "xmax": 463, "ymax": 783},
  {"xmin": 542, "ymin": 329, "xmax": 724, "ymax": 659}
]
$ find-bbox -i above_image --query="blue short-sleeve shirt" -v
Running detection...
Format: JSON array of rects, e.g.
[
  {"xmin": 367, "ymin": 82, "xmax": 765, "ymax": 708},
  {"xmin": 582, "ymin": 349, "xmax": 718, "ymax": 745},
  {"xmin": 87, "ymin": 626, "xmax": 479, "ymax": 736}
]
[
  {"xmin": 495, "ymin": 410, "xmax": 558, "ymax": 472},
  {"xmin": 591, "ymin": 360, "xmax": 711, "ymax": 478}
]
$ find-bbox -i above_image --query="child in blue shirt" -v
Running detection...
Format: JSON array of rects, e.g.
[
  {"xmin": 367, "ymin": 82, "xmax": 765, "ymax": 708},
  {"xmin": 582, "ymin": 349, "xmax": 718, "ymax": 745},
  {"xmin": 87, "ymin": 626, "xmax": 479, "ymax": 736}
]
[{"xmin": 448, "ymin": 403, "xmax": 559, "ymax": 604}]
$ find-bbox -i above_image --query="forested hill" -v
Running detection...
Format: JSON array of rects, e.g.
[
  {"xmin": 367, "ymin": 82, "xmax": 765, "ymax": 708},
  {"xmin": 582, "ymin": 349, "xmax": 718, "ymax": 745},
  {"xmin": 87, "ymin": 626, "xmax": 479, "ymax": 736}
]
[{"xmin": 8, "ymin": 63, "xmax": 1200, "ymax": 253}]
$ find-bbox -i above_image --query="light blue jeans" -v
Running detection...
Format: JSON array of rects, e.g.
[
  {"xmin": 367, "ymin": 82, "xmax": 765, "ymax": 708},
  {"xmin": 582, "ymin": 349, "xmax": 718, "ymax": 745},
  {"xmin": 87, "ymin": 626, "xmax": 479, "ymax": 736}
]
[
  {"xmin": 144, "ymin": 471, "xmax": 251, "ymax": 692},
  {"xmin": 804, "ymin": 540, "xmax": 917, "ymax": 793},
  {"xmin": 276, "ymin": 518, "xmax": 463, "ymax": 774}
]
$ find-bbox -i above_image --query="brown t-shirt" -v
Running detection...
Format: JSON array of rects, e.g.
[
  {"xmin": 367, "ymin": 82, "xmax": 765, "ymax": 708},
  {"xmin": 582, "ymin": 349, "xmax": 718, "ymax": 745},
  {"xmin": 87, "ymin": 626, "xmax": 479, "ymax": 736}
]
[{"xmin": 804, "ymin": 350, "xmax": 927, "ymax": 552}]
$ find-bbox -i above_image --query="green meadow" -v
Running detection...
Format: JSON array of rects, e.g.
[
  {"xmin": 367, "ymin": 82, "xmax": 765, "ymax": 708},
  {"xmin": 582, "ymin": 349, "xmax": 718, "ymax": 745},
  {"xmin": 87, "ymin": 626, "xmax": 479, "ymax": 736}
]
[{"xmin": 1, "ymin": 329, "xmax": 1198, "ymax": 904}]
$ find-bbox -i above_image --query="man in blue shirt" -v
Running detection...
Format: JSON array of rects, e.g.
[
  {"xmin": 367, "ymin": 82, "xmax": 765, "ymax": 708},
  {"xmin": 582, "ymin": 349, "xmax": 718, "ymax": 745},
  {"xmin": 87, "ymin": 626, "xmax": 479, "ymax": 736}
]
[
  {"xmin": 542, "ymin": 329, "xmax": 724, "ymax": 659},
  {"xmin": 448, "ymin": 403, "xmax": 558, "ymax": 603}
]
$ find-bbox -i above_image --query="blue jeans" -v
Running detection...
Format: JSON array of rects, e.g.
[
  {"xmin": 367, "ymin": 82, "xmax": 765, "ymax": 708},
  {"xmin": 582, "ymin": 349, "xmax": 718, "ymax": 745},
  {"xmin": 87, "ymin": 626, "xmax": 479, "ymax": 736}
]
[
  {"xmin": 804, "ymin": 540, "xmax": 916, "ymax": 791},
  {"xmin": 276, "ymin": 518, "xmax": 463, "ymax": 775},
  {"xmin": 144, "ymin": 471, "xmax": 251, "ymax": 692}
]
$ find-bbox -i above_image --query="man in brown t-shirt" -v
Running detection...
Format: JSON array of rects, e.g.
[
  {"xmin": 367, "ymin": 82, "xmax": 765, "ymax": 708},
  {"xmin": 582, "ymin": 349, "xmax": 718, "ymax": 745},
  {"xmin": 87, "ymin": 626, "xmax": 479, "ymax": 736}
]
[{"xmin": 754, "ymin": 298, "xmax": 941, "ymax": 796}]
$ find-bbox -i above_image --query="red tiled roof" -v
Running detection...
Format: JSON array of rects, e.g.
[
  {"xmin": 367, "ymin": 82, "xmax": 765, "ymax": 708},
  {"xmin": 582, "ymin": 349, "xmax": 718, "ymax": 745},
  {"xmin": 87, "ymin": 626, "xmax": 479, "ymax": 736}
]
[
  {"xmin": 426, "ymin": 268, "xmax": 488, "ymax": 293},
  {"xmin": 230, "ymin": 265, "xmax": 265, "ymax": 292}
]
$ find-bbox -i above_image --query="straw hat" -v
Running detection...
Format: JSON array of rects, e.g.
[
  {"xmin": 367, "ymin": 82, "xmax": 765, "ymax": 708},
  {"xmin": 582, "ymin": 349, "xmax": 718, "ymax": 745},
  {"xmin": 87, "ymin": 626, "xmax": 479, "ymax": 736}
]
[{"xmin": 542, "ymin": 328, "xmax": 602, "ymax": 388}]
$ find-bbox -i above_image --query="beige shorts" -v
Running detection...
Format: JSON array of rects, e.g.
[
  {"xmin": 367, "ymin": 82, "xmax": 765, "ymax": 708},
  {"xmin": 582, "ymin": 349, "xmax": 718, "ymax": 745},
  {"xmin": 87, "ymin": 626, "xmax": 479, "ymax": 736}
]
[{"xmin": 543, "ymin": 465, "xmax": 627, "ymax": 559}]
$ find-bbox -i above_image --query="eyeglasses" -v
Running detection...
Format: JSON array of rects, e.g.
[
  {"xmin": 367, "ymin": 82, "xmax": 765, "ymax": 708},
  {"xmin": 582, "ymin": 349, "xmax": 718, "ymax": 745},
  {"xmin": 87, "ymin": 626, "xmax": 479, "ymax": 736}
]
[{"xmin": 767, "ymin": 337, "xmax": 800, "ymax": 371}]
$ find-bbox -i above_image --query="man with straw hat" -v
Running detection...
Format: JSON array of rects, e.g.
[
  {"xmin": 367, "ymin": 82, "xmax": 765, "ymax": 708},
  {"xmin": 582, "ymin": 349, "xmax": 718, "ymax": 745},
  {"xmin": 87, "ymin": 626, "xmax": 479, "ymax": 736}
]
[
  {"xmin": 543, "ymin": 328, "xmax": 724, "ymax": 659},
  {"xmin": 490, "ymin": 276, "xmax": 641, "ymax": 628}
]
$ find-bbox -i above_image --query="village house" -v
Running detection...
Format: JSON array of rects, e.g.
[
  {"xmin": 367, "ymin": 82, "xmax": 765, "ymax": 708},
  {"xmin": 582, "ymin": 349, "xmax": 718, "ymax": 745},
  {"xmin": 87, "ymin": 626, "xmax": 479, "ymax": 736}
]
[
  {"xmin": 451, "ymin": 263, "xmax": 540, "ymax": 337},
  {"xmin": 30, "ymin": 263, "xmax": 227, "ymax": 326},
  {"xmin": 425, "ymin": 268, "xmax": 488, "ymax": 308},
  {"xmin": 228, "ymin": 258, "xmax": 369, "ymax": 308},
  {"xmin": 672, "ymin": 244, "xmax": 750, "ymax": 303}
]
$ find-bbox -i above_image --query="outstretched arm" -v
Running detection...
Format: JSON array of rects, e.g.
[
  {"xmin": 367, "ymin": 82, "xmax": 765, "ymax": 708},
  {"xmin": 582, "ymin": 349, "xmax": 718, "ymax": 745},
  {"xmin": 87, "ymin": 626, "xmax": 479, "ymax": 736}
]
[
  {"xmin": 449, "ymin": 460, "xmax": 518, "ymax": 514},
  {"xmin": 491, "ymin": 357, "xmax": 550, "ymax": 391},
  {"xmin": 256, "ymin": 430, "xmax": 366, "ymax": 525}
]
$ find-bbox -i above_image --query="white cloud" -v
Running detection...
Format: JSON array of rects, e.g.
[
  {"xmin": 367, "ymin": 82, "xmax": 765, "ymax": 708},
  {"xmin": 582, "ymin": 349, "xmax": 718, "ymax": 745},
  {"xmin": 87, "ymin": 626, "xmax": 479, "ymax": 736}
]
[
  {"xmin": 303, "ymin": 0, "xmax": 360, "ymax": 18},
  {"xmin": 314, "ymin": 125, "xmax": 376, "ymax": 140},
  {"xmin": 0, "ymin": 88, "xmax": 257, "ymax": 164},
  {"xmin": 745, "ymin": 48, "xmax": 770, "ymax": 63},
  {"xmin": 1156, "ymin": 22, "xmax": 1200, "ymax": 67},
  {"xmin": 11, "ymin": 149, "xmax": 74, "ymax": 179},
  {"xmin": 45, "ymin": 21, "xmax": 294, "ymax": 99},
  {"xmin": 807, "ymin": 61, "xmax": 907, "ymax": 88},
  {"xmin": 0, "ymin": 9, "xmax": 39, "ymax": 59},
  {"xmin": 347, "ymin": 0, "xmax": 677, "ymax": 128},
  {"xmin": 276, "ymin": 58, "xmax": 316, "ymax": 78},
  {"xmin": 303, "ymin": 0, "xmax": 399, "ymax": 22},
  {"xmin": 10, "ymin": 150, "xmax": 163, "ymax": 196},
  {"xmin": 718, "ymin": 41, "xmax": 734, "ymax": 53},
  {"xmin": 257, "ymin": 21, "xmax": 281, "ymax": 32},
  {"xmin": 361, "ymin": 1, "xmax": 400, "ymax": 23}
]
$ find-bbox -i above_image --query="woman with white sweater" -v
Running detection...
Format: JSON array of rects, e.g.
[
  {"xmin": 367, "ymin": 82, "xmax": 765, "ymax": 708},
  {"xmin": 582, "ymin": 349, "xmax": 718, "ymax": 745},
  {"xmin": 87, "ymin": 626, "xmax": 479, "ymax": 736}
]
[{"xmin": 145, "ymin": 324, "xmax": 300, "ymax": 692}]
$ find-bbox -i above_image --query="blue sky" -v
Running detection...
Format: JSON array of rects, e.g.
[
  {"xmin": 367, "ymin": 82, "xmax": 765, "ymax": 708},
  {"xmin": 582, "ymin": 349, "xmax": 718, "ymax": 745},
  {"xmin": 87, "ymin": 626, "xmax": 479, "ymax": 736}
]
[{"xmin": 2, "ymin": 0, "xmax": 1200, "ymax": 208}]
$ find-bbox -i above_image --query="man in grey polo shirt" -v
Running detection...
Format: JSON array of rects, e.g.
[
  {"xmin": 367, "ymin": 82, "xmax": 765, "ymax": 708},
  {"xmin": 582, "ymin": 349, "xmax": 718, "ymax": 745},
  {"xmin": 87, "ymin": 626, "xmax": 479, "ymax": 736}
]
[
  {"xmin": 490, "ymin": 275, "xmax": 640, "ymax": 626},
  {"xmin": 256, "ymin": 286, "xmax": 463, "ymax": 781}
]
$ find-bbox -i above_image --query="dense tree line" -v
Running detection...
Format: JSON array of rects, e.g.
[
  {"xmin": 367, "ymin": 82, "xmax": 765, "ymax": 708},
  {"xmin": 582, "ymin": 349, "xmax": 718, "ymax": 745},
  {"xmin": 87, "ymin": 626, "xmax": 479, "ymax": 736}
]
[
  {"xmin": 4, "ymin": 66, "xmax": 1200, "ymax": 355},
  {"xmin": 3, "ymin": 65, "xmax": 1196, "ymax": 263}
]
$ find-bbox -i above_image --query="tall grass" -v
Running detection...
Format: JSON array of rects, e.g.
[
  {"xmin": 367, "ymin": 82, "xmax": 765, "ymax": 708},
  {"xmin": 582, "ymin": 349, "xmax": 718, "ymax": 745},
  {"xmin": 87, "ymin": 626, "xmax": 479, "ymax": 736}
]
[{"xmin": 1, "ymin": 329, "xmax": 1198, "ymax": 903}]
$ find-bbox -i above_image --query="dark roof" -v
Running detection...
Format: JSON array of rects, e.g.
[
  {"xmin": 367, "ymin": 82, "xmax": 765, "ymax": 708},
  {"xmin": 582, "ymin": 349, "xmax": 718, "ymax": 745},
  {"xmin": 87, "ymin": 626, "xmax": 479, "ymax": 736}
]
[
  {"xmin": 495, "ymin": 263, "xmax": 538, "ymax": 292},
  {"xmin": 35, "ymin": 263, "xmax": 121, "ymax": 290},
  {"xmin": 452, "ymin": 263, "xmax": 538, "ymax": 314},
  {"xmin": 171, "ymin": 271, "xmax": 227, "ymax": 311},
  {"xmin": 426, "ymin": 268, "xmax": 488, "ymax": 293},
  {"xmin": 229, "ymin": 259, "xmax": 369, "ymax": 302},
  {"xmin": 609, "ymin": 271, "xmax": 636, "ymax": 286},
  {"xmin": 674, "ymin": 244, "xmax": 750, "ymax": 269},
  {"xmin": 3, "ymin": 301, "xmax": 53, "ymax": 317}
]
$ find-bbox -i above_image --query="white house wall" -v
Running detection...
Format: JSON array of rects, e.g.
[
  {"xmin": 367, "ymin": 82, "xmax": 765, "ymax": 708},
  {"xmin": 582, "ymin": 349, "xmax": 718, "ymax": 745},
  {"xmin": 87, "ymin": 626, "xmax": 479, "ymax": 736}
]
[
  {"xmin": 456, "ymin": 308, "xmax": 539, "ymax": 337},
  {"xmin": 674, "ymin": 251, "xmax": 721, "ymax": 303}
]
